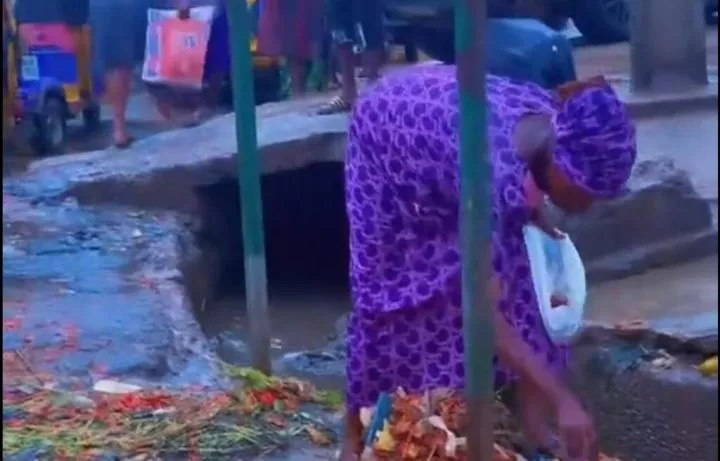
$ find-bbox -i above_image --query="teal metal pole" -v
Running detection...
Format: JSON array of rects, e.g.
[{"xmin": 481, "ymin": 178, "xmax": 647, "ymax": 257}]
[
  {"xmin": 225, "ymin": 0, "xmax": 272, "ymax": 375},
  {"xmin": 455, "ymin": 0, "xmax": 493, "ymax": 460}
]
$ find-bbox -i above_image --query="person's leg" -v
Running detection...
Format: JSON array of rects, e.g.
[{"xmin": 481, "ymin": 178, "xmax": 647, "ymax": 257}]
[
  {"xmin": 339, "ymin": 308, "xmax": 375, "ymax": 461},
  {"xmin": 337, "ymin": 43, "xmax": 357, "ymax": 102},
  {"xmin": 105, "ymin": 67, "xmax": 133, "ymax": 146},
  {"xmin": 318, "ymin": 0, "xmax": 356, "ymax": 113},
  {"xmin": 339, "ymin": 410, "xmax": 364, "ymax": 461},
  {"xmin": 357, "ymin": 0, "xmax": 384, "ymax": 82},
  {"xmin": 92, "ymin": 0, "xmax": 136, "ymax": 147},
  {"xmin": 288, "ymin": 56, "xmax": 308, "ymax": 97}
]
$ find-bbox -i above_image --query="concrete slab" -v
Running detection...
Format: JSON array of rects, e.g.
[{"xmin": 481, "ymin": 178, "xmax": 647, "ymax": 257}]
[
  {"xmin": 586, "ymin": 256, "xmax": 718, "ymax": 339},
  {"xmin": 2, "ymin": 196, "xmax": 223, "ymax": 389},
  {"xmin": 609, "ymin": 74, "xmax": 718, "ymax": 118},
  {"xmin": 573, "ymin": 28, "xmax": 718, "ymax": 80},
  {"xmin": 634, "ymin": 109, "xmax": 718, "ymax": 203},
  {"xmin": 568, "ymin": 256, "xmax": 719, "ymax": 461},
  {"xmin": 4, "ymin": 82, "xmax": 716, "ymax": 284}
]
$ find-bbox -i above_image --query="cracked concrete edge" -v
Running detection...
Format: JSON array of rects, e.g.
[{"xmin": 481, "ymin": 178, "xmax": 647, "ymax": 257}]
[
  {"xmin": 575, "ymin": 320, "xmax": 718, "ymax": 355},
  {"xmin": 131, "ymin": 216, "xmax": 228, "ymax": 389},
  {"xmin": 55, "ymin": 130, "xmax": 347, "ymax": 211},
  {"xmin": 584, "ymin": 227, "xmax": 719, "ymax": 283},
  {"xmin": 6, "ymin": 111, "xmax": 349, "ymax": 199},
  {"xmin": 568, "ymin": 343, "xmax": 718, "ymax": 461},
  {"xmin": 625, "ymin": 89, "xmax": 719, "ymax": 118}
]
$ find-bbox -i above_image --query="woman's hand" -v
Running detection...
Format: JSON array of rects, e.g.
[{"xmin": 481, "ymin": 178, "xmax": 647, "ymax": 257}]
[
  {"xmin": 554, "ymin": 392, "xmax": 599, "ymax": 461},
  {"xmin": 176, "ymin": 0, "xmax": 191, "ymax": 19}
]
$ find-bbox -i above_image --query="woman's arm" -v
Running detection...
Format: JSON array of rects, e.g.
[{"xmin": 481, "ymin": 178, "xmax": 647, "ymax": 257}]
[
  {"xmin": 489, "ymin": 276, "xmax": 598, "ymax": 461},
  {"xmin": 490, "ymin": 301, "xmax": 567, "ymax": 403}
]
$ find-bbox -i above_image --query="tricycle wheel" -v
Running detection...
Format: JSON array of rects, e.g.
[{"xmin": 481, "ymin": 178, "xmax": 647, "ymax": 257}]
[
  {"xmin": 82, "ymin": 103, "xmax": 102, "ymax": 132},
  {"xmin": 33, "ymin": 97, "xmax": 67, "ymax": 156}
]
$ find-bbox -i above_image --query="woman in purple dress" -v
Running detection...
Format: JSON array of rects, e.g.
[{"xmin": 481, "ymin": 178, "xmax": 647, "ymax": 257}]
[{"xmin": 340, "ymin": 68, "xmax": 636, "ymax": 460}]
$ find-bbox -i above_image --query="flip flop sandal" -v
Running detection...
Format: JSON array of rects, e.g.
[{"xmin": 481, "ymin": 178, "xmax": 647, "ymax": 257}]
[
  {"xmin": 182, "ymin": 114, "xmax": 202, "ymax": 128},
  {"xmin": 317, "ymin": 96, "xmax": 353, "ymax": 115},
  {"xmin": 114, "ymin": 136, "xmax": 135, "ymax": 149}
]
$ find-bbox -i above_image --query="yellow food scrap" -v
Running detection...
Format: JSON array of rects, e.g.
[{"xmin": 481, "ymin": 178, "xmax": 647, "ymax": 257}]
[
  {"xmin": 305, "ymin": 425, "xmax": 333, "ymax": 446},
  {"xmin": 698, "ymin": 356, "xmax": 718, "ymax": 377},
  {"xmin": 373, "ymin": 420, "xmax": 396, "ymax": 452}
]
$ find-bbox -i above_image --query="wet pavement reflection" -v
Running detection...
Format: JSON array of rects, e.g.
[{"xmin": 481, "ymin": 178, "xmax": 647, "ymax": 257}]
[{"xmin": 3, "ymin": 197, "xmax": 220, "ymax": 389}]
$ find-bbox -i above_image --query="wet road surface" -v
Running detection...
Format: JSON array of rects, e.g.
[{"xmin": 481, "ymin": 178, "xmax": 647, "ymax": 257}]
[{"xmin": 3, "ymin": 196, "xmax": 220, "ymax": 388}]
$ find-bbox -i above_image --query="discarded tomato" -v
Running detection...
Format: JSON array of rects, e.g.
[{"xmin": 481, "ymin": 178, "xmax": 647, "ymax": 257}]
[{"xmin": 257, "ymin": 390, "xmax": 276, "ymax": 407}]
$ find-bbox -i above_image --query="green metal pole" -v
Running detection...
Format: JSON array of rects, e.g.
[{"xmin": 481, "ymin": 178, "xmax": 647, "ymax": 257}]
[
  {"xmin": 225, "ymin": 0, "xmax": 272, "ymax": 375},
  {"xmin": 455, "ymin": 0, "xmax": 493, "ymax": 460}
]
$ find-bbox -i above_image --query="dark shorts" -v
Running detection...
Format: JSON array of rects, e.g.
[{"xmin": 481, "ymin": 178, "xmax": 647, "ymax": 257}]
[
  {"xmin": 328, "ymin": 0, "xmax": 384, "ymax": 51},
  {"xmin": 90, "ymin": 0, "xmax": 140, "ymax": 73}
]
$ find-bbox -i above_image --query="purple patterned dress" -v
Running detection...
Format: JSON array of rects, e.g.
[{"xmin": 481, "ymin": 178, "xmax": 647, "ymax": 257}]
[{"xmin": 343, "ymin": 65, "xmax": 636, "ymax": 411}]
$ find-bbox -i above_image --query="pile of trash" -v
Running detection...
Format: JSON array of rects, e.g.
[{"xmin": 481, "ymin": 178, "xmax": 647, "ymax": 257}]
[
  {"xmin": 3, "ymin": 359, "xmax": 340, "ymax": 460},
  {"xmin": 360, "ymin": 388, "xmax": 622, "ymax": 461}
]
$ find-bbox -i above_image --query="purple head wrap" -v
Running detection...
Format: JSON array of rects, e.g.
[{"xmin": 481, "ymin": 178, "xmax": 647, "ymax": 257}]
[{"xmin": 552, "ymin": 82, "xmax": 637, "ymax": 198}]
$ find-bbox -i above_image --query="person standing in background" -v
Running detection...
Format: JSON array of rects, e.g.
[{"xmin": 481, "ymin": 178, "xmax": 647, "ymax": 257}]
[
  {"xmin": 256, "ymin": 0, "xmax": 325, "ymax": 98},
  {"xmin": 317, "ymin": 0, "xmax": 385, "ymax": 114},
  {"xmin": 149, "ymin": 0, "xmax": 230, "ymax": 125},
  {"xmin": 90, "ymin": 0, "xmax": 138, "ymax": 148}
]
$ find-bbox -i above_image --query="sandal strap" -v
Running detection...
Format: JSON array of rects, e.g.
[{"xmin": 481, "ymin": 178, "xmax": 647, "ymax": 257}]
[{"xmin": 317, "ymin": 96, "xmax": 352, "ymax": 115}]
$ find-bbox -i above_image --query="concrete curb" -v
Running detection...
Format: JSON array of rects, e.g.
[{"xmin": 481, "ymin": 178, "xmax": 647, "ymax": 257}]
[
  {"xmin": 585, "ymin": 227, "xmax": 719, "ymax": 283},
  {"xmin": 609, "ymin": 70, "xmax": 719, "ymax": 118},
  {"xmin": 569, "ymin": 341, "xmax": 718, "ymax": 461},
  {"xmin": 624, "ymin": 88, "xmax": 719, "ymax": 119},
  {"xmin": 575, "ymin": 321, "xmax": 718, "ymax": 354}
]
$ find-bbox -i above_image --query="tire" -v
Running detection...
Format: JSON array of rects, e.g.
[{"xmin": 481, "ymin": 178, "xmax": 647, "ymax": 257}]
[
  {"xmin": 571, "ymin": 0, "xmax": 630, "ymax": 45},
  {"xmin": 82, "ymin": 103, "xmax": 101, "ymax": 132},
  {"xmin": 33, "ymin": 96, "xmax": 67, "ymax": 156}
]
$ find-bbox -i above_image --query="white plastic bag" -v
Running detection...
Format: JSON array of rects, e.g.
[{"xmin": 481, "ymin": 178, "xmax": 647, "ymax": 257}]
[
  {"xmin": 141, "ymin": 6, "xmax": 216, "ymax": 88},
  {"xmin": 523, "ymin": 225, "xmax": 586, "ymax": 345}
]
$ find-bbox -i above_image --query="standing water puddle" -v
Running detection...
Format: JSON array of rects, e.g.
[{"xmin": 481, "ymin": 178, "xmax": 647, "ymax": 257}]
[{"xmin": 198, "ymin": 287, "xmax": 350, "ymax": 389}]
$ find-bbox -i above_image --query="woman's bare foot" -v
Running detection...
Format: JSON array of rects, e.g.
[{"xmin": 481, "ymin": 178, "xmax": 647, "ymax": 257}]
[
  {"xmin": 112, "ymin": 132, "xmax": 134, "ymax": 149},
  {"xmin": 155, "ymin": 101, "xmax": 174, "ymax": 121},
  {"xmin": 337, "ymin": 442, "xmax": 360, "ymax": 461},
  {"xmin": 338, "ymin": 410, "xmax": 363, "ymax": 460}
]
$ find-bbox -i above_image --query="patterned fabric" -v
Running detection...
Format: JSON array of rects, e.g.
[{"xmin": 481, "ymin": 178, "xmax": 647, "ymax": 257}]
[
  {"xmin": 553, "ymin": 84, "xmax": 637, "ymax": 198},
  {"xmin": 344, "ymin": 65, "xmax": 636, "ymax": 410},
  {"xmin": 256, "ymin": 0, "xmax": 324, "ymax": 60}
]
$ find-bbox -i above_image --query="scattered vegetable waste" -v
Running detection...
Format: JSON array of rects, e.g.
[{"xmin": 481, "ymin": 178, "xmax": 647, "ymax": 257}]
[
  {"xmin": 361, "ymin": 388, "xmax": 624, "ymax": 461},
  {"xmin": 697, "ymin": 356, "xmax": 718, "ymax": 377},
  {"xmin": 3, "ymin": 358, "xmax": 341, "ymax": 460}
]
